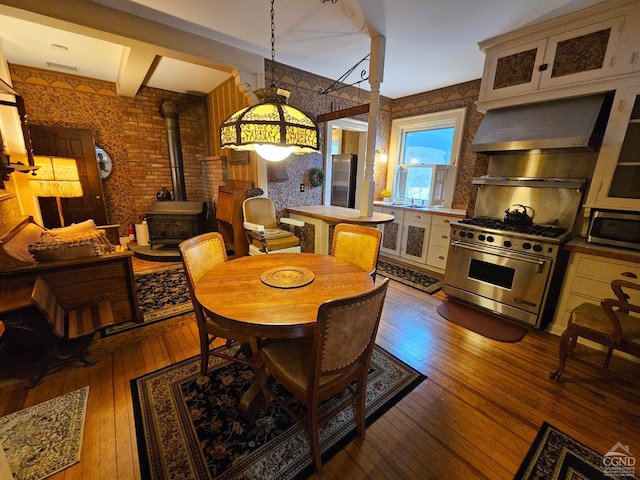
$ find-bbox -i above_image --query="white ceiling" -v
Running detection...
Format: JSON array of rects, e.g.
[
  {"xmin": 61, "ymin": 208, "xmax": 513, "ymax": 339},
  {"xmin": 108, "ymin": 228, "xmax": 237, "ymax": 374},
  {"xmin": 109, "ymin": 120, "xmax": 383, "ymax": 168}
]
[{"xmin": 0, "ymin": 0, "xmax": 606, "ymax": 99}]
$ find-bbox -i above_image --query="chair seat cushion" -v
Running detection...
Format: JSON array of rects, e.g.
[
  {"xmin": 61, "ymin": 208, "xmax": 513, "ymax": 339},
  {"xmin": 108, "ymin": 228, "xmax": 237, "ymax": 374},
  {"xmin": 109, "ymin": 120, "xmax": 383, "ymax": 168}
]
[
  {"xmin": 249, "ymin": 229, "xmax": 300, "ymax": 251},
  {"xmin": 262, "ymin": 338, "xmax": 340, "ymax": 390},
  {"xmin": 264, "ymin": 228, "xmax": 295, "ymax": 240},
  {"xmin": 571, "ymin": 303, "xmax": 640, "ymax": 342}
]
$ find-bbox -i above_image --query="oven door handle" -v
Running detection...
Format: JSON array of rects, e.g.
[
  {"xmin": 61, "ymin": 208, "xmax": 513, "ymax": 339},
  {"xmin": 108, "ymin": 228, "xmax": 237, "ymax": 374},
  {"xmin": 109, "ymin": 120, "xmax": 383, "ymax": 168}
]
[{"xmin": 450, "ymin": 240, "xmax": 547, "ymax": 273}]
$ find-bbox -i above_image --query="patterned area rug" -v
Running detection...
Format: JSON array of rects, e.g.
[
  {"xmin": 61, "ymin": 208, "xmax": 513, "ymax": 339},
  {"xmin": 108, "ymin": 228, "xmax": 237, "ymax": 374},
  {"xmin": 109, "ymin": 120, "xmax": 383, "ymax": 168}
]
[
  {"xmin": 0, "ymin": 386, "xmax": 89, "ymax": 480},
  {"xmin": 132, "ymin": 345, "xmax": 425, "ymax": 480},
  {"xmin": 515, "ymin": 422, "xmax": 640, "ymax": 479},
  {"xmin": 377, "ymin": 259, "xmax": 444, "ymax": 294},
  {"xmin": 105, "ymin": 264, "xmax": 192, "ymax": 335}
]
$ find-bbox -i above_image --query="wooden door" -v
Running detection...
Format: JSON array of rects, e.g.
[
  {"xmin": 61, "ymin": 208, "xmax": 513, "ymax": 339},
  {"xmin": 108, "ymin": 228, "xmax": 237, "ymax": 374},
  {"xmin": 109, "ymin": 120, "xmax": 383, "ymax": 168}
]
[{"xmin": 29, "ymin": 125, "xmax": 108, "ymax": 227}]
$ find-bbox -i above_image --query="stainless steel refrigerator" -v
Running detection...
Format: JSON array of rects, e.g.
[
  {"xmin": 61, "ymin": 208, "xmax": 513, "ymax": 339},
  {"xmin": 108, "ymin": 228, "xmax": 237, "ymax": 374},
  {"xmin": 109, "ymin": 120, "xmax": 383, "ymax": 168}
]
[{"xmin": 330, "ymin": 154, "xmax": 358, "ymax": 208}]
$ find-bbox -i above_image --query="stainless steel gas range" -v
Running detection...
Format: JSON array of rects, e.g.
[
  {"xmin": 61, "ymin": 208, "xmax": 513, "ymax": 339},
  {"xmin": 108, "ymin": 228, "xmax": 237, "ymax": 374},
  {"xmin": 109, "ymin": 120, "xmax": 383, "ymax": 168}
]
[{"xmin": 443, "ymin": 177, "xmax": 586, "ymax": 329}]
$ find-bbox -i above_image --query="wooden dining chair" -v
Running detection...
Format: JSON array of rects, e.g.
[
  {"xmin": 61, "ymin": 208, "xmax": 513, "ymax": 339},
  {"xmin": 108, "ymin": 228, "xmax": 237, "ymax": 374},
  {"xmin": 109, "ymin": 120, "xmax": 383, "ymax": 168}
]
[
  {"xmin": 330, "ymin": 223, "xmax": 382, "ymax": 279},
  {"xmin": 30, "ymin": 276, "xmax": 115, "ymax": 386},
  {"xmin": 549, "ymin": 279, "xmax": 640, "ymax": 381},
  {"xmin": 179, "ymin": 232, "xmax": 253, "ymax": 375},
  {"xmin": 259, "ymin": 278, "xmax": 390, "ymax": 474}
]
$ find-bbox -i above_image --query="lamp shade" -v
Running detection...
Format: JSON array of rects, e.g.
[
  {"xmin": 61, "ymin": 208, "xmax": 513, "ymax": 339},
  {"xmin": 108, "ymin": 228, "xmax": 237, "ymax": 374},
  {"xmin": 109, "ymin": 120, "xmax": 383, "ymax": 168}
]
[
  {"xmin": 30, "ymin": 156, "xmax": 83, "ymax": 198},
  {"xmin": 220, "ymin": 88, "xmax": 320, "ymax": 162}
]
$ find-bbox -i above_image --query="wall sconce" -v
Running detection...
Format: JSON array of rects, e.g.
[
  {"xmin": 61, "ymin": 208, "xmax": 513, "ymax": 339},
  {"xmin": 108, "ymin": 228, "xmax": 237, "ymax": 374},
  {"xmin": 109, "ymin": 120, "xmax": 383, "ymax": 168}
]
[{"xmin": 375, "ymin": 150, "xmax": 388, "ymax": 164}]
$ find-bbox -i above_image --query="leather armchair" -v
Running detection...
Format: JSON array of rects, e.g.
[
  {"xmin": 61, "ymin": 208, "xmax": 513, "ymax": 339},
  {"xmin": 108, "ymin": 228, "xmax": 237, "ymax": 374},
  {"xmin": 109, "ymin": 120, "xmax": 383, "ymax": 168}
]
[{"xmin": 242, "ymin": 197, "xmax": 304, "ymax": 255}]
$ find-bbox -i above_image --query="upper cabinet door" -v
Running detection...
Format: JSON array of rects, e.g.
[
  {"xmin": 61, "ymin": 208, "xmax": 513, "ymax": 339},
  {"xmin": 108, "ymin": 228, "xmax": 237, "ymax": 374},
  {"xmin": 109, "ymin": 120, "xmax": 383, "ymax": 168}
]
[
  {"xmin": 478, "ymin": 5, "xmax": 636, "ymax": 108},
  {"xmin": 587, "ymin": 83, "xmax": 640, "ymax": 211},
  {"xmin": 480, "ymin": 39, "xmax": 547, "ymax": 101},
  {"xmin": 539, "ymin": 17, "xmax": 626, "ymax": 89}
]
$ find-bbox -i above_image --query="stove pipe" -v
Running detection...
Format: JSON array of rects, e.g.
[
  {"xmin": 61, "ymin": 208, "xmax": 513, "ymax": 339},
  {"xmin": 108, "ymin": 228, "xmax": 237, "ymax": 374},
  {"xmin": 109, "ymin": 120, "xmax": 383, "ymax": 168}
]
[{"xmin": 160, "ymin": 101, "xmax": 186, "ymax": 201}]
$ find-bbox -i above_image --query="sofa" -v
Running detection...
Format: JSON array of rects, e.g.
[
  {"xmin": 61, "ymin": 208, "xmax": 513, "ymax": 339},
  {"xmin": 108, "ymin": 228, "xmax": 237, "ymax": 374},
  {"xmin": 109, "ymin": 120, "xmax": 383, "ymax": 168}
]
[{"xmin": 0, "ymin": 216, "xmax": 142, "ymax": 324}]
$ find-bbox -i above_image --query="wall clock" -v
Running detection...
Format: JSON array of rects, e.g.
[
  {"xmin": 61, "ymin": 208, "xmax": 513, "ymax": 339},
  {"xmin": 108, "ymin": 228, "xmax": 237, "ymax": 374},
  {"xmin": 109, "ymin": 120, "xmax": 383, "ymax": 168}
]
[{"xmin": 95, "ymin": 146, "xmax": 113, "ymax": 179}]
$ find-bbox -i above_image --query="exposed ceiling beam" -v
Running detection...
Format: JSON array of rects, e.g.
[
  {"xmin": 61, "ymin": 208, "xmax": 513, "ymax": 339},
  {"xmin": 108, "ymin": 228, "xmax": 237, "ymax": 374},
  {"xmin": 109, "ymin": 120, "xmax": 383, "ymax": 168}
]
[{"xmin": 117, "ymin": 47, "xmax": 156, "ymax": 98}]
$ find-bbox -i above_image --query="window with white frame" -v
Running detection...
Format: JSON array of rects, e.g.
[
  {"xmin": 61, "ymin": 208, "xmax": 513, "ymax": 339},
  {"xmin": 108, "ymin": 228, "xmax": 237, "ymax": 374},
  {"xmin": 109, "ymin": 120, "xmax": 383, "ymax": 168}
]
[{"xmin": 387, "ymin": 108, "xmax": 465, "ymax": 207}]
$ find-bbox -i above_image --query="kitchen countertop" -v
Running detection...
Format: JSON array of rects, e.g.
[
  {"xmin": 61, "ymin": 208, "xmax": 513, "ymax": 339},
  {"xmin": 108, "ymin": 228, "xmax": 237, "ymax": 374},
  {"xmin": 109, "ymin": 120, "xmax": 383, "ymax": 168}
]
[
  {"xmin": 565, "ymin": 236, "xmax": 640, "ymax": 264},
  {"xmin": 374, "ymin": 201, "xmax": 466, "ymax": 218},
  {"xmin": 286, "ymin": 205, "xmax": 395, "ymax": 224}
]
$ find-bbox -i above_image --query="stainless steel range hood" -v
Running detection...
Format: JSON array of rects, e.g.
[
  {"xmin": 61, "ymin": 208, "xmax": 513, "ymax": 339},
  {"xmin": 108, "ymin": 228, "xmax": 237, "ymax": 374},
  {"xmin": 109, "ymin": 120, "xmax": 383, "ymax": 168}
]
[{"xmin": 471, "ymin": 93, "xmax": 613, "ymax": 154}]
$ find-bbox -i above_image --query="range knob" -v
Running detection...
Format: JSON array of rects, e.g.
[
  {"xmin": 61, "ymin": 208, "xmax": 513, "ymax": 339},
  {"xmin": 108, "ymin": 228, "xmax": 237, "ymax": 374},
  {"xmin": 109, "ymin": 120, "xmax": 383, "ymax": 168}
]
[
  {"xmin": 466, "ymin": 232, "xmax": 475, "ymax": 239},
  {"xmin": 522, "ymin": 242, "xmax": 532, "ymax": 250},
  {"xmin": 486, "ymin": 236, "xmax": 494, "ymax": 243},
  {"xmin": 533, "ymin": 244, "xmax": 543, "ymax": 252},
  {"xmin": 503, "ymin": 240, "xmax": 512, "ymax": 247},
  {"xmin": 460, "ymin": 231, "xmax": 467, "ymax": 238},
  {"xmin": 478, "ymin": 234, "xmax": 486, "ymax": 241}
]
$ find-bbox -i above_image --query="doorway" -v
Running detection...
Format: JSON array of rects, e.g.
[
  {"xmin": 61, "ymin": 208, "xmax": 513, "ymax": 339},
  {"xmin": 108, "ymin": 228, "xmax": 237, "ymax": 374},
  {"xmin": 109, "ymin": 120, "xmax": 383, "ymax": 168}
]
[
  {"xmin": 323, "ymin": 117, "xmax": 367, "ymax": 208},
  {"xmin": 29, "ymin": 125, "xmax": 108, "ymax": 227}
]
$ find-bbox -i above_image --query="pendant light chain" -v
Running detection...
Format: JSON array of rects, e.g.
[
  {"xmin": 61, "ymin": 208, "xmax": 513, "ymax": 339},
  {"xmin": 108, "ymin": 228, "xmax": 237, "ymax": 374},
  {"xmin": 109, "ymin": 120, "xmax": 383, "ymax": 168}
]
[{"xmin": 270, "ymin": 0, "xmax": 276, "ymax": 87}]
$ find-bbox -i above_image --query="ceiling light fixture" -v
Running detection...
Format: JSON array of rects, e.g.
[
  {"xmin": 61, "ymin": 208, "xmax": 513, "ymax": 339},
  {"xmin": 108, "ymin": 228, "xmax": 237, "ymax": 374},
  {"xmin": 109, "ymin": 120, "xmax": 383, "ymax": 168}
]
[{"xmin": 219, "ymin": 0, "xmax": 319, "ymax": 162}]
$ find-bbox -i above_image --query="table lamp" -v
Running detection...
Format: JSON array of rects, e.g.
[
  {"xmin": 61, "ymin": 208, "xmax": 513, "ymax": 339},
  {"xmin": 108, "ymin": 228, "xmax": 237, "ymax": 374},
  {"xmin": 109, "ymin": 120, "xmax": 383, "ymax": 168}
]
[{"xmin": 30, "ymin": 156, "xmax": 83, "ymax": 227}]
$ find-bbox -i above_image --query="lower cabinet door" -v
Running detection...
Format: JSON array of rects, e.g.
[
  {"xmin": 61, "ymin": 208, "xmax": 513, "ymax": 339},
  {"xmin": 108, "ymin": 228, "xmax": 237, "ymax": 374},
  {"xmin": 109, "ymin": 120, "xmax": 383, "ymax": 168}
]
[
  {"xmin": 380, "ymin": 219, "xmax": 402, "ymax": 256},
  {"xmin": 400, "ymin": 221, "xmax": 430, "ymax": 263}
]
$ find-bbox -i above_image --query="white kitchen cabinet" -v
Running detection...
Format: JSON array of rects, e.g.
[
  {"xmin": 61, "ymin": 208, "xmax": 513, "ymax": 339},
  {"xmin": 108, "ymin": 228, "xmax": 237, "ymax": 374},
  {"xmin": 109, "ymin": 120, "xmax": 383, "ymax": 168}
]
[
  {"xmin": 426, "ymin": 215, "xmax": 458, "ymax": 272},
  {"xmin": 376, "ymin": 204, "xmax": 463, "ymax": 272},
  {"xmin": 480, "ymin": 16, "xmax": 625, "ymax": 103},
  {"xmin": 400, "ymin": 211, "xmax": 431, "ymax": 264},
  {"xmin": 549, "ymin": 250, "xmax": 640, "ymax": 337},
  {"xmin": 585, "ymin": 82, "xmax": 640, "ymax": 211},
  {"xmin": 476, "ymin": 0, "xmax": 639, "ymax": 110}
]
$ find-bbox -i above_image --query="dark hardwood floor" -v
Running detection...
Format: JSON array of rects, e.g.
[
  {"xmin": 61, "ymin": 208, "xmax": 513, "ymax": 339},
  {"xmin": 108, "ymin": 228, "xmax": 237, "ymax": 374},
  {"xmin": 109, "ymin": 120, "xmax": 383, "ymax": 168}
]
[{"xmin": 1, "ymin": 259, "xmax": 639, "ymax": 479}]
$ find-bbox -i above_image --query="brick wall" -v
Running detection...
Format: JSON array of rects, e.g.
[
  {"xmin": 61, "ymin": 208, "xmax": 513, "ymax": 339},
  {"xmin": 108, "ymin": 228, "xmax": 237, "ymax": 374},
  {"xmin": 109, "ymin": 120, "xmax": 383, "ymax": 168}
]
[{"xmin": 9, "ymin": 65, "xmax": 208, "ymax": 234}]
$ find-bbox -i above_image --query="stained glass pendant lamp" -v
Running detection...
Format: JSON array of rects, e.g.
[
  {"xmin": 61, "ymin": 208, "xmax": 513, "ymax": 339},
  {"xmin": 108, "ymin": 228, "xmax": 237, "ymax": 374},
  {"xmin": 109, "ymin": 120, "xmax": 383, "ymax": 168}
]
[{"xmin": 220, "ymin": 0, "xmax": 320, "ymax": 162}]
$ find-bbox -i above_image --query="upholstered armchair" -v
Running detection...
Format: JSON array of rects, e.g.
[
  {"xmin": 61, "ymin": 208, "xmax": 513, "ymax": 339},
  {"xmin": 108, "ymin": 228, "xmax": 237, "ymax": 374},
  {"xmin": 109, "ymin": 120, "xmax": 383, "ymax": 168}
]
[{"xmin": 242, "ymin": 197, "xmax": 304, "ymax": 255}]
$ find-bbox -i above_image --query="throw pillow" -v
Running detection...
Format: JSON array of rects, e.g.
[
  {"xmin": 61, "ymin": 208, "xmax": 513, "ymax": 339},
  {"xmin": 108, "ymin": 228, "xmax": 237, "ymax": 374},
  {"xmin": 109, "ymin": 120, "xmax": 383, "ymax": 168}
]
[
  {"xmin": 47, "ymin": 219, "xmax": 97, "ymax": 238},
  {"xmin": 29, "ymin": 229, "xmax": 115, "ymax": 262}
]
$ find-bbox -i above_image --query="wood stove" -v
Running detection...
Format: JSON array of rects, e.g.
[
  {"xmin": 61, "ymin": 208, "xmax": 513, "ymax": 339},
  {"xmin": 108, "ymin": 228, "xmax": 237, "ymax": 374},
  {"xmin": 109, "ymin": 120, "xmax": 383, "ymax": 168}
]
[
  {"xmin": 146, "ymin": 200, "xmax": 207, "ymax": 248},
  {"xmin": 145, "ymin": 101, "xmax": 209, "ymax": 248}
]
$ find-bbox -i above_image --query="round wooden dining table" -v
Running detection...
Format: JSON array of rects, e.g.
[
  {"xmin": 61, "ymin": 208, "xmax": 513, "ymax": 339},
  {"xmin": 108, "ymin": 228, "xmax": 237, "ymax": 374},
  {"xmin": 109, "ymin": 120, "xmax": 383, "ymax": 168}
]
[
  {"xmin": 194, "ymin": 252, "xmax": 375, "ymax": 416},
  {"xmin": 194, "ymin": 253, "xmax": 375, "ymax": 339}
]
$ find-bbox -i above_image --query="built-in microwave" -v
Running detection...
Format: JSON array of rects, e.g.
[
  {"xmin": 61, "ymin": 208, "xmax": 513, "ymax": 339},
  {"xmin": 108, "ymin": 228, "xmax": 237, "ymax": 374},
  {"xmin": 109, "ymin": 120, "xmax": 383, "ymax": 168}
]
[{"xmin": 587, "ymin": 210, "xmax": 640, "ymax": 250}]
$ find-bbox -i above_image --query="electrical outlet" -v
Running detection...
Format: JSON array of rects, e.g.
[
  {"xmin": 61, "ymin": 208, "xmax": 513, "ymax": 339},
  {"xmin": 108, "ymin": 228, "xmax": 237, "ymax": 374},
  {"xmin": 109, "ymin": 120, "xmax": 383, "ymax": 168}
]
[{"xmin": 300, "ymin": 184, "xmax": 305, "ymax": 192}]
